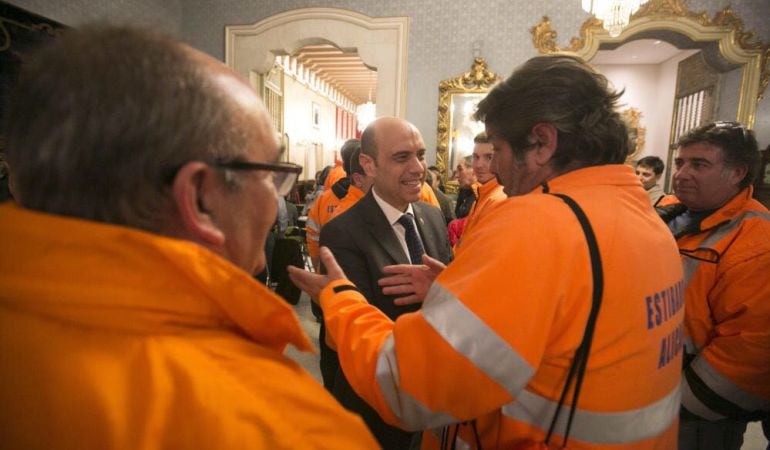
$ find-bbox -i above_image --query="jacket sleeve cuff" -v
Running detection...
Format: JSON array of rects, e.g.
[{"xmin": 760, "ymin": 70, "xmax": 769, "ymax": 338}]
[{"xmin": 320, "ymin": 279, "xmax": 364, "ymax": 311}]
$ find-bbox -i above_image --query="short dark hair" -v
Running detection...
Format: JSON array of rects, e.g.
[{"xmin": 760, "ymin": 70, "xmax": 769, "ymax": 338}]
[
  {"xmin": 678, "ymin": 122, "xmax": 760, "ymax": 189},
  {"xmin": 637, "ymin": 156, "xmax": 664, "ymax": 175},
  {"xmin": 474, "ymin": 132, "xmax": 489, "ymax": 144},
  {"xmin": 348, "ymin": 148, "xmax": 365, "ymax": 176},
  {"xmin": 340, "ymin": 139, "xmax": 361, "ymax": 175},
  {"xmin": 474, "ymin": 55, "xmax": 628, "ymax": 170},
  {"xmin": 5, "ymin": 25, "xmax": 255, "ymax": 231},
  {"xmin": 318, "ymin": 165, "xmax": 333, "ymax": 186}
]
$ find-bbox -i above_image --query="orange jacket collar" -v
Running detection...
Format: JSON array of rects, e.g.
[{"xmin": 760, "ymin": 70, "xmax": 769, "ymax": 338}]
[
  {"xmin": 537, "ymin": 164, "xmax": 639, "ymax": 193},
  {"xmin": 0, "ymin": 203, "xmax": 313, "ymax": 352}
]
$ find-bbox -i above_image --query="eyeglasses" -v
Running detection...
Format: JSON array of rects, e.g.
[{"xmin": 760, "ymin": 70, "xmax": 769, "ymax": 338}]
[{"xmin": 215, "ymin": 159, "xmax": 302, "ymax": 197}]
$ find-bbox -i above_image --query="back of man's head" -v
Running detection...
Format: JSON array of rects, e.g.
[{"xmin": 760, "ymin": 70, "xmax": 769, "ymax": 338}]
[
  {"xmin": 348, "ymin": 148, "xmax": 366, "ymax": 176},
  {"xmin": 5, "ymin": 25, "xmax": 252, "ymax": 231},
  {"xmin": 678, "ymin": 121, "xmax": 760, "ymax": 189},
  {"xmin": 340, "ymin": 139, "xmax": 362, "ymax": 175},
  {"xmin": 637, "ymin": 156, "xmax": 665, "ymax": 176},
  {"xmin": 474, "ymin": 55, "xmax": 628, "ymax": 171}
]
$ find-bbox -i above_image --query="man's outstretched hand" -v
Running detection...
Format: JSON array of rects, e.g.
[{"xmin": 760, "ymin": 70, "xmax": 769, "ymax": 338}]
[
  {"xmin": 378, "ymin": 254, "xmax": 446, "ymax": 305},
  {"xmin": 287, "ymin": 246, "xmax": 348, "ymax": 302}
]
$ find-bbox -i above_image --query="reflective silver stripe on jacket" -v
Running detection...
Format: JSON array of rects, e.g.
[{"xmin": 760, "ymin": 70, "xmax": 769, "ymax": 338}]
[
  {"xmin": 684, "ymin": 336, "xmax": 701, "ymax": 355},
  {"xmin": 421, "ymin": 282, "xmax": 535, "ymax": 397},
  {"xmin": 682, "ymin": 211, "xmax": 770, "ymax": 290},
  {"xmin": 305, "ymin": 217, "xmax": 320, "ymax": 236},
  {"xmin": 681, "ymin": 377, "xmax": 726, "ymax": 420},
  {"xmin": 502, "ymin": 385, "xmax": 681, "ymax": 444},
  {"xmin": 686, "ymin": 355, "xmax": 770, "ymax": 413},
  {"xmin": 375, "ymin": 333, "xmax": 458, "ymax": 430}
]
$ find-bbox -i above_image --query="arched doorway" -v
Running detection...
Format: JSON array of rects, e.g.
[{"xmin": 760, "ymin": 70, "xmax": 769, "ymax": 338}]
[{"xmin": 225, "ymin": 7, "xmax": 409, "ymax": 118}]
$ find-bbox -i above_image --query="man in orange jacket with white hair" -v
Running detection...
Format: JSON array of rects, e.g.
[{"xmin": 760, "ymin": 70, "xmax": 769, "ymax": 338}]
[
  {"xmin": 0, "ymin": 25, "xmax": 376, "ymax": 449},
  {"xmin": 291, "ymin": 55, "xmax": 684, "ymax": 449}
]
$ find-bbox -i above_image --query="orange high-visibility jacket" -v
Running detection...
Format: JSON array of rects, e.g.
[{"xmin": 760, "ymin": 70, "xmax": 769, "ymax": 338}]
[
  {"xmin": 664, "ymin": 187, "xmax": 770, "ymax": 420},
  {"xmin": 321, "ymin": 165, "xmax": 683, "ymax": 449},
  {"xmin": 457, "ymin": 178, "xmax": 506, "ymax": 252},
  {"xmin": 306, "ymin": 182, "xmax": 365, "ymax": 264},
  {"xmin": 324, "ymin": 160, "xmax": 346, "ymax": 191},
  {"xmin": 420, "ymin": 181, "xmax": 440, "ymax": 207},
  {"xmin": 0, "ymin": 204, "xmax": 377, "ymax": 450}
]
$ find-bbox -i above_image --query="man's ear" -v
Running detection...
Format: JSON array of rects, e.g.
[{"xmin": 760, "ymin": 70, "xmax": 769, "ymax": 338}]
[
  {"xmin": 530, "ymin": 123, "xmax": 558, "ymax": 166},
  {"xmin": 171, "ymin": 162, "xmax": 225, "ymax": 246},
  {"xmin": 360, "ymin": 152, "xmax": 377, "ymax": 178},
  {"xmin": 724, "ymin": 164, "xmax": 748, "ymax": 187}
]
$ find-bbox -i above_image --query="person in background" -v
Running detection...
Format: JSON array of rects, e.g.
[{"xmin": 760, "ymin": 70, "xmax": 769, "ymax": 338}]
[
  {"xmin": 456, "ymin": 131, "xmax": 507, "ymax": 252},
  {"xmin": 301, "ymin": 166, "xmax": 331, "ymax": 216},
  {"xmin": 636, "ymin": 155, "xmax": 666, "ymax": 206},
  {"xmin": 305, "ymin": 139, "xmax": 360, "ymax": 270},
  {"xmin": 425, "ymin": 169, "xmax": 455, "ymax": 225},
  {"xmin": 453, "ymin": 154, "xmax": 477, "ymax": 219},
  {"xmin": 324, "ymin": 151, "xmax": 347, "ymax": 191},
  {"xmin": 290, "ymin": 55, "xmax": 683, "ymax": 450},
  {"xmin": 656, "ymin": 121, "xmax": 769, "ymax": 450},
  {"xmin": 428, "ymin": 165, "xmax": 447, "ymax": 193},
  {"xmin": 0, "ymin": 25, "xmax": 376, "ymax": 449}
]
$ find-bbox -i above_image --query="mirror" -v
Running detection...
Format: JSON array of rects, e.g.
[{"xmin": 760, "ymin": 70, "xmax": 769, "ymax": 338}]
[
  {"xmin": 531, "ymin": 0, "xmax": 769, "ymax": 189},
  {"xmin": 531, "ymin": 2, "xmax": 767, "ymax": 125},
  {"xmin": 436, "ymin": 58, "xmax": 501, "ymax": 185}
]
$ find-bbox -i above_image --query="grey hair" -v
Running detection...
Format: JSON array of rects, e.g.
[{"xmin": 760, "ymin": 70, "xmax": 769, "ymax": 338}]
[{"xmin": 5, "ymin": 25, "xmax": 255, "ymax": 231}]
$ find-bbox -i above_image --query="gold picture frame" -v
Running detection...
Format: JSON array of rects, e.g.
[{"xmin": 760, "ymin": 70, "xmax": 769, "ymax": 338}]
[
  {"xmin": 529, "ymin": 0, "xmax": 769, "ymax": 127},
  {"xmin": 435, "ymin": 57, "xmax": 501, "ymax": 185}
]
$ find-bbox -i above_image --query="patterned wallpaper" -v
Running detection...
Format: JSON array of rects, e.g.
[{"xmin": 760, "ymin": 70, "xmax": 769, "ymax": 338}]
[
  {"xmin": 178, "ymin": 0, "xmax": 770, "ymax": 156},
  {"xmin": 5, "ymin": 0, "xmax": 183, "ymax": 35},
  {"xmin": 5, "ymin": 0, "xmax": 770, "ymax": 154}
]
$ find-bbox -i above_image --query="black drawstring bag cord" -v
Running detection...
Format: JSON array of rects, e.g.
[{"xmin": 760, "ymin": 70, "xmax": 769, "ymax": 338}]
[
  {"xmin": 544, "ymin": 193, "xmax": 604, "ymax": 448},
  {"xmin": 441, "ymin": 192, "xmax": 603, "ymax": 450}
]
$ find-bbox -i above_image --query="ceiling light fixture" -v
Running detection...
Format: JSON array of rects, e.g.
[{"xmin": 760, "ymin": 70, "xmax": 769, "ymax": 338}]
[
  {"xmin": 581, "ymin": 0, "xmax": 649, "ymax": 37},
  {"xmin": 356, "ymin": 71, "xmax": 377, "ymax": 132}
]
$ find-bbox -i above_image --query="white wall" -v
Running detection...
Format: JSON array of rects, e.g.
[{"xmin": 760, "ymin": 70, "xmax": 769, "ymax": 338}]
[
  {"xmin": 283, "ymin": 76, "xmax": 340, "ymax": 180},
  {"xmin": 595, "ymin": 50, "xmax": 699, "ymax": 168}
]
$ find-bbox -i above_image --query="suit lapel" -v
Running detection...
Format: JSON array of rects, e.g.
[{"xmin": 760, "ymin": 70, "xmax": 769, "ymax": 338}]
[
  {"xmin": 413, "ymin": 203, "xmax": 439, "ymax": 259},
  {"xmin": 360, "ymin": 192, "xmax": 410, "ymax": 265}
]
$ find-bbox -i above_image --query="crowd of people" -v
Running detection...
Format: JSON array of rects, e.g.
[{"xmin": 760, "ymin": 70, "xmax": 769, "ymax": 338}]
[{"xmin": 0, "ymin": 24, "xmax": 768, "ymax": 450}]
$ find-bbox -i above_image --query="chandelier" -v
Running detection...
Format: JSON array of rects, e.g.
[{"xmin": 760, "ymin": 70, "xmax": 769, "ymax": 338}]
[
  {"xmin": 582, "ymin": 0, "xmax": 649, "ymax": 37},
  {"xmin": 356, "ymin": 71, "xmax": 377, "ymax": 133},
  {"xmin": 356, "ymin": 101, "xmax": 376, "ymax": 133}
]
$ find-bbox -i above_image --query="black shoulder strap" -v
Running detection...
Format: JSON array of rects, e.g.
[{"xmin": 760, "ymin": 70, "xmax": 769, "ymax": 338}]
[{"xmin": 545, "ymin": 193, "xmax": 604, "ymax": 447}]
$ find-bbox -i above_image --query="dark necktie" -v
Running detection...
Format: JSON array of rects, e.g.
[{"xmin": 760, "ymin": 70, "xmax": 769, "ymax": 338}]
[{"xmin": 397, "ymin": 213, "xmax": 426, "ymax": 265}]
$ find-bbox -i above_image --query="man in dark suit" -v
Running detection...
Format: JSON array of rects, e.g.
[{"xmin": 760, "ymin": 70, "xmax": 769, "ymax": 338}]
[{"xmin": 320, "ymin": 117, "xmax": 452, "ymax": 449}]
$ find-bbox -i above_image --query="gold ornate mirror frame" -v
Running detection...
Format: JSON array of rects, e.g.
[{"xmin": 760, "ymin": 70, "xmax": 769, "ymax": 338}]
[
  {"xmin": 436, "ymin": 58, "xmax": 501, "ymax": 183},
  {"xmin": 530, "ymin": 0, "xmax": 769, "ymax": 128},
  {"xmin": 622, "ymin": 107, "xmax": 646, "ymax": 161}
]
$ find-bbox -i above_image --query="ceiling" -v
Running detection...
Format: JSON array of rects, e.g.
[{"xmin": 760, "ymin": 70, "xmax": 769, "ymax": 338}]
[
  {"xmin": 293, "ymin": 40, "xmax": 681, "ymax": 105},
  {"xmin": 292, "ymin": 44, "xmax": 377, "ymax": 105},
  {"xmin": 591, "ymin": 39, "xmax": 684, "ymax": 65}
]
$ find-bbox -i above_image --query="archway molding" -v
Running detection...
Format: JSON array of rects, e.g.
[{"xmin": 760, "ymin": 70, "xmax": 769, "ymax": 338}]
[{"xmin": 225, "ymin": 7, "xmax": 409, "ymax": 117}]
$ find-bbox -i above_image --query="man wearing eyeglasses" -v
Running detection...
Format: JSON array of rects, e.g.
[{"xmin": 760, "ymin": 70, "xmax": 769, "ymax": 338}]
[
  {"xmin": 656, "ymin": 122, "xmax": 770, "ymax": 450},
  {"xmin": 0, "ymin": 26, "xmax": 376, "ymax": 449}
]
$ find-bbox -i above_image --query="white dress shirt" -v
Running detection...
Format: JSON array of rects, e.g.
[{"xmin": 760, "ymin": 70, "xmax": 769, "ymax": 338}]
[{"xmin": 371, "ymin": 187, "xmax": 425, "ymax": 262}]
